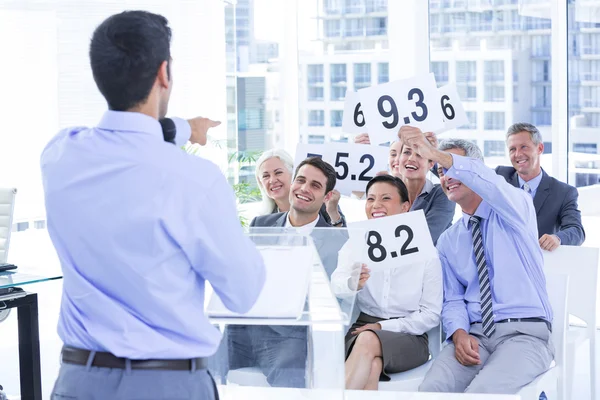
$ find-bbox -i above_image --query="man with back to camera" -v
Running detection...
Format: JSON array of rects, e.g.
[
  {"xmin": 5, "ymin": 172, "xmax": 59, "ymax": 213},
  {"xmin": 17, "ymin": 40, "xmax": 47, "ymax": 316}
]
[
  {"xmin": 227, "ymin": 156, "xmax": 348, "ymax": 388},
  {"xmin": 42, "ymin": 11, "xmax": 266, "ymax": 399},
  {"xmin": 395, "ymin": 127, "xmax": 553, "ymax": 394},
  {"xmin": 495, "ymin": 122, "xmax": 585, "ymax": 251}
]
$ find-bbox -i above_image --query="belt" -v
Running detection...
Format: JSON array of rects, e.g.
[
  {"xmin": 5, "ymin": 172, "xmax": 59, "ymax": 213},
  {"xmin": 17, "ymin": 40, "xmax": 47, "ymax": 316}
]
[
  {"xmin": 61, "ymin": 347, "xmax": 209, "ymax": 371},
  {"xmin": 471, "ymin": 317, "xmax": 552, "ymax": 332}
]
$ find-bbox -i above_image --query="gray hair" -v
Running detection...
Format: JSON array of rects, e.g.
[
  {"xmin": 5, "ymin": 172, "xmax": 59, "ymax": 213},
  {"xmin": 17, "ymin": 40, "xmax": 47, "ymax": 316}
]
[
  {"xmin": 438, "ymin": 139, "xmax": 484, "ymax": 162},
  {"xmin": 254, "ymin": 148, "xmax": 294, "ymax": 216},
  {"xmin": 506, "ymin": 122, "xmax": 542, "ymax": 145}
]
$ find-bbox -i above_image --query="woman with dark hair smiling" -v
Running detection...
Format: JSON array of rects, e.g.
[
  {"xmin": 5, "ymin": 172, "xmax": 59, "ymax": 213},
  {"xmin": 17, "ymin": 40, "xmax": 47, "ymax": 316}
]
[{"xmin": 332, "ymin": 175, "xmax": 442, "ymax": 391}]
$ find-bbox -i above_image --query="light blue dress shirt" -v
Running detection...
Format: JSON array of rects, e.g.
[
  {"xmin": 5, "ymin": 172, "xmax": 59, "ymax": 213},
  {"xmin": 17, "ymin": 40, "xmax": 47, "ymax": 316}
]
[
  {"xmin": 436, "ymin": 154, "xmax": 552, "ymax": 340},
  {"xmin": 41, "ymin": 111, "xmax": 266, "ymax": 359},
  {"xmin": 518, "ymin": 170, "xmax": 543, "ymax": 198}
]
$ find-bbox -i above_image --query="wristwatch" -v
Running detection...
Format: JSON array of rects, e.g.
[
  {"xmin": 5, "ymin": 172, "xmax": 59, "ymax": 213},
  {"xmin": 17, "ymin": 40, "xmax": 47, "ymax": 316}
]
[{"xmin": 331, "ymin": 217, "xmax": 344, "ymax": 226}]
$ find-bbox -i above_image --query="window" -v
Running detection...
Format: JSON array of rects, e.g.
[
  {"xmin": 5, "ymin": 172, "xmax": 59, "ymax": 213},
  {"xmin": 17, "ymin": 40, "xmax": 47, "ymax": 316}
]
[
  {"xmin": 308, "ymin": 134, "xmax": 326, "ymax": 144},
  {"xmin": 324, "ymin": 0, "xmax": 342, "ymax": 14},
  {"xmin": 14, "ymin": 222, "xmax": 29, "ymax": 232},
  {"xmin": 366, "ymin": 17, "xmax": 386, "ymax": 36},
  {"xmin": 484, "ymin": 112, "xmax": 505, "ymax": 130},
  {"xmin": 378, "ymin": 63, "xmax": 389, "ymax": 83},
  {"xmin": 330, "ymin": 110, "xmax": 343, "ymax": 127},
  {"xmin": 582, "ymin": 87, "xmax": 600, "ymax": 108},
  {"xmin": 484, "ymin": 61, "xmax": 504, "ymax": 82},
  {"xmin": 459, "ymin": 111, "xmax": 477, "ymax": 130},
  {"xmin": 34, "ymin": 220, "xmax": 46, "ymax": 229},
  {"xmin": 354, "ymin": 63, "xmax": 371, "ymax": 89},
  {"xmin": 532, "ymin": 111, "xmax": 551, "ymax": 126},
  {"xmin": 307, "ymin": 64, "xmax": 324, "ymax": 83},
  {"xmin": 431, "ymin": 62, "xmax": 449, "ymax": 86},
  {"xmin": 485, "ymin": 85, "xmax": 505, "ymax": 102},
  {"xmin": 531, "ymin": 35, "xmax": 551, "ymax": 57},
  {"xmin": 573, "ymin": 143, "xmax": 598, "ymax": 154},
  {"xmin": 330, "ymin": 64, "xmax": 347, "ymax": 101},
  {"xmin": 532, "ymin": 60, "xmax": 551, "ymax": 82},
  {"xmin": 325, "ymin": 20, "xmax": 341, "ymax": 37},
  {"xmin": 308, "ymin": 110, "xmax": 325, "ymax": 127},
  {"xmin": 457, "ymin": 85, "xmax": 477, "ymax": 101},
  {"xmin": 533, "ymin": 86, "xmax": 552, "ymax": 108},
  {"xmin": 543, "ymin": 141, "xmax": 552, "ymax": 154},
  {"xmin": 307, "ymin": 64, "xmax": 324, "ymax": 100},
  {"xmin": 344, "ymin": 18, "xmax": 364, "ymax": 37},
  {"xmin": 331, "ymin": 64, "xmax": 347, "ymax": 84},
  {"xmin": 308, "ymin": 87, "xmax": 324, "ymax": 101},
  {"xmin": 484, "ymin": 140, "xmax": 506, "ymax": 157},
  {"xmin": 456, "ymin": 61, "xmax": 476, "ymax": 82}
]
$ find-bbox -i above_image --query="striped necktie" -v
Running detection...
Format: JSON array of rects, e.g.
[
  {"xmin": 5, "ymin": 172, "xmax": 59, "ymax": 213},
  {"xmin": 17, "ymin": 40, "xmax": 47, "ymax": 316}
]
[
  {"xmin": 470, "ymin": 216, "xmax": 496, "ymax": 337},
  {"xmin": 523, "ymin": 182, "xmax": 532, "ymax": 196}
]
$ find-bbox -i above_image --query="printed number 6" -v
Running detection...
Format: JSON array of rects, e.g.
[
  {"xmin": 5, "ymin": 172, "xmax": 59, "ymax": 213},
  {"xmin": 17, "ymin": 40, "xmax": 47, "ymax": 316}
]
[
  {"xmin": 354, "ymin": 103, "xmax": 366, "ymax": 127},
  {"xmin": 441, "ymin": 95, "xmax": 455, "ymax": 120}
]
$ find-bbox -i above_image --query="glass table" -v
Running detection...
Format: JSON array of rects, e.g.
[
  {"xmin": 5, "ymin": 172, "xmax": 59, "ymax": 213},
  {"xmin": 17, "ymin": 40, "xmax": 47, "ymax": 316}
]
[{"xmin": 0, "ymin": 270, "xmax": 62, "ymax": 400}]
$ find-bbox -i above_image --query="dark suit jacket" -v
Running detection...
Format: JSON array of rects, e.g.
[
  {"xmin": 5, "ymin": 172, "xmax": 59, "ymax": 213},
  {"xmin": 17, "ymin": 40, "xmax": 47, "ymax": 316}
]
[{"xmin": 495, "ymin": 166, "xmax": 585, "ymax": 246}]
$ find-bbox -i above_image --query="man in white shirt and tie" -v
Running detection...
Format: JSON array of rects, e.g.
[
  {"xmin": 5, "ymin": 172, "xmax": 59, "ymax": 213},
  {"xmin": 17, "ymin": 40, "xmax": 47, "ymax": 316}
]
[{"xmin": 331, "ymin": 174, "xmax": 442, "ymax": 390}]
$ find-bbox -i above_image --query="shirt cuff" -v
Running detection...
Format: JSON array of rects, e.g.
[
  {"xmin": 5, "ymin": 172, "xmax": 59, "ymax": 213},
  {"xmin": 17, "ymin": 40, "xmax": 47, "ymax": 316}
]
[
  {"xmin": 444, "ymin": 321, "xmax": 470, "ymax": 341},
  {"xmin": 553, "ymin": 234, "xmax": 561, "ymax": 244},
  {"xmin": 378, "ymin": 318, "xmax": 402, "ymax": 333},
  {"xmin": 172, "ymin": 117, "xmax": 191, "ymax": 147}
]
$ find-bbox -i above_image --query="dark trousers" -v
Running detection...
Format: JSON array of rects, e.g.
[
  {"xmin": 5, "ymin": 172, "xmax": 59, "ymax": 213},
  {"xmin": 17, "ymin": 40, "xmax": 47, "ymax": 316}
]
[{"xmin": 227, "ymin": 325, "xmax": 308, "ymax": 388}]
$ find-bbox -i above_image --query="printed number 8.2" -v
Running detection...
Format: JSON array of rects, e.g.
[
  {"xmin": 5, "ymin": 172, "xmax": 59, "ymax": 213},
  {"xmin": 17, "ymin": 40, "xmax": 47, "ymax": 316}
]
[{"xmin": 366, "ymin": 225, "xmax": 419, "ymax": 263}]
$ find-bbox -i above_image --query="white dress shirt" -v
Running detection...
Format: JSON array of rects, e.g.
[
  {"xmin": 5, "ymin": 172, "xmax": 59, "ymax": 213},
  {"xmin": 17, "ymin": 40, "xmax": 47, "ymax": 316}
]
[
  {"xmin": 332, "ymin": 243, "xmax": 442, "ymax": 335},
  {"xmin": 284, "ymin": 213, "xmax": 320, "ymax": 235}
]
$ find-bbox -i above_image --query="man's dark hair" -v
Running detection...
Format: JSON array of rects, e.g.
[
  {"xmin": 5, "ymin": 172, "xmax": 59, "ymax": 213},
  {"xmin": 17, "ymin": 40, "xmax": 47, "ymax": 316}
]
[
  {"xmin": 90, "ymin": 11, "xmax": 172, "ymax": 111},
  {"xmin": 365, "ymin": 175, "xmax": 409, "ymax": 203},
  {"xmin": 294, "ymin": 157, "xmax": 336, "ymax": 194}
]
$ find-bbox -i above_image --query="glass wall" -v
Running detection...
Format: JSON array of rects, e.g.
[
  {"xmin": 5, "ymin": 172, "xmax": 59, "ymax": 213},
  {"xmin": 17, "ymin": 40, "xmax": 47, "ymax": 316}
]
[
  {"xmin": 568, "ymin": 0, "xmax": 600, "ymax": 189},
  {"xmin": 3, "ymin": 0, "xmax": 600, "ymax": 240},
  {"xmin": 430, "ymin": 0, "xmax": 553, "ymax": 169}
]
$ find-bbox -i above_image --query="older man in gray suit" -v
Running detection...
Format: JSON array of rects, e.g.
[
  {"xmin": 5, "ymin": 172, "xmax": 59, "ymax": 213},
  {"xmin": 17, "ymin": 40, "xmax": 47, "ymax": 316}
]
[
  {"xmin": 495, "ymin": 122, "xmax": 585, "ymax": 251},
  {"xmin": 227, "ymin": 156, "xmax": 348, "ymax": 388}
]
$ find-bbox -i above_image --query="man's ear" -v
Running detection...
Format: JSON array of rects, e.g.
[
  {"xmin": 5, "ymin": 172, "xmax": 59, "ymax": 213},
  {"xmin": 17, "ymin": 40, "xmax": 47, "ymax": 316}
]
[
  {"xmin": 157, "ymin": 60, "xmax": 170, "ymax": 89},
  {"xmin": 324, "ymin": 191, "xmax": 333, "ymax": 203},
  {"xmin": 538, "ymin": 141, "xmax": 544, "ymax": 155}
]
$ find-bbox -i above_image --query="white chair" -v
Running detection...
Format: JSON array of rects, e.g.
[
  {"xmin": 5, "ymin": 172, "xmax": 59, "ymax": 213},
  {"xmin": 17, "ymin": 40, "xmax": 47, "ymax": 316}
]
[
  {"xmin": 543, "ymin": 246, "xmax": 599, "ymax": 400},
  {"xmin": 226, "ymin": 367, "xmax": 270, "ymax": 387},
  {"xmin": 517, "ymin": 273, "xmax": 569, "ymax": 400},
  {"xmin": 379, "ymin": 324, "xmax": 442, "ymax": 391},
  {"xmin": 0, "ymin": 187, "xmax": 17, "ymax": 263}
]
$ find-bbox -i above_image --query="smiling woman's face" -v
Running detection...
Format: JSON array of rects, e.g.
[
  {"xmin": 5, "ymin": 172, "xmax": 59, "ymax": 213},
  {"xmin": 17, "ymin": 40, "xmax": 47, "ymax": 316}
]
[
  {"xmin": 398, "ymin": 144, "xmax": 433, "ymax": 181},
  {"xmin": 258, "ymin": 157, "xmax": 291, "ymax": 202},
  {"xmin": 388, "ymin": 141, "xmax": 403, "ymax": 178},
  {"xmin": 365, "ymin": 182, "xmax": 409, "ymax": 219}
]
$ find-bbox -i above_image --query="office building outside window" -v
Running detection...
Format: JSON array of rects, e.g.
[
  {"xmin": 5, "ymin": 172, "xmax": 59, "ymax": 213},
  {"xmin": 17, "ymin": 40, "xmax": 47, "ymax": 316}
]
[
  {"xmin": 308, "ymin": 110, "xmax": 325, "ymax": 127},
  {"xmin": 378, "ymin": 62, "xmax": 389, "ymax": 83}
]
